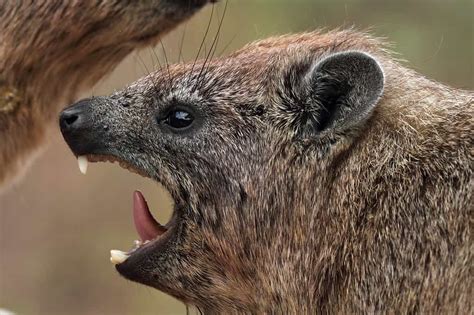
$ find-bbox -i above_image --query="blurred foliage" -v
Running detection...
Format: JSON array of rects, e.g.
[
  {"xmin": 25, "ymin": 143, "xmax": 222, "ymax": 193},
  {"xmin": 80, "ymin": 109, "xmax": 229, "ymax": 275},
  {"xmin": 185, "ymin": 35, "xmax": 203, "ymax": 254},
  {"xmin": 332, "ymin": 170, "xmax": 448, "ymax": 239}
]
[{"xmin": 1, "ymin": 1, "xmax": 472, "ymax": 314}]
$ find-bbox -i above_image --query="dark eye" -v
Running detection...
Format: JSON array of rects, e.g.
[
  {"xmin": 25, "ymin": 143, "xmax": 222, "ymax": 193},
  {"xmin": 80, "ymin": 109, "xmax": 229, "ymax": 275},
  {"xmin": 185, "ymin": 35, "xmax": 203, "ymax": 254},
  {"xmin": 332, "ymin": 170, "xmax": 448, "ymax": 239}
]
[{"xmin": 164, "ymin": 109, "xmax": 194, "ymax": 130}]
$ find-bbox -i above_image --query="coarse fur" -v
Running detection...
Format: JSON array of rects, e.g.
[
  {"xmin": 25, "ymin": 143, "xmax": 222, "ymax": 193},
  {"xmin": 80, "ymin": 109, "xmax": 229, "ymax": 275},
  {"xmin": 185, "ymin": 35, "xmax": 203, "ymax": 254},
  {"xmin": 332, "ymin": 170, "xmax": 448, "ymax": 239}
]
[
  {"xmin": 0, "ymin": 0, "xmax": 214, "ymax": 187},
  {"xmin": 61, "ymin": 30, "xmax": 473, "ymax": 313}
]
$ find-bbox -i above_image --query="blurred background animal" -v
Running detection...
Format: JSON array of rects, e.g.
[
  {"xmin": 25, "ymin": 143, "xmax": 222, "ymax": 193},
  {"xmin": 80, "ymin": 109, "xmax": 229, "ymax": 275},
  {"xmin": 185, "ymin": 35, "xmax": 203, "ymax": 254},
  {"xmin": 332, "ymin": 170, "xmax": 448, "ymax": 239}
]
[{"xmin": 0, "ymin": 0, "xmax": 214, "ymax": 188}]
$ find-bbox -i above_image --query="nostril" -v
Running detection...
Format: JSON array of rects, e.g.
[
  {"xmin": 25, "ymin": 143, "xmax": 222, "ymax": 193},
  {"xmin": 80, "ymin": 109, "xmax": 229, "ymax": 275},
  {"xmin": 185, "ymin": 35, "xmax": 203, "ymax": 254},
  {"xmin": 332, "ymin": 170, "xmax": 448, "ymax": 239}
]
[
  {"xmin": 64, "ymin": 114, "xmax": 79, "ymax": 126},
  {"xmin": 60, "ymin": 110, "xmax": 82, "ymax": 130}
]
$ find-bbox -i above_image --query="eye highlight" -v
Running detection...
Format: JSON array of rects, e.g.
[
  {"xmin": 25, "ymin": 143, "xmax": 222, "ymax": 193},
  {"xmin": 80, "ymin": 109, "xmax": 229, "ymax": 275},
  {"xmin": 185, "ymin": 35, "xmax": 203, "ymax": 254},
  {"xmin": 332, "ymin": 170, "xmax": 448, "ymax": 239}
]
[{"xmin": 163, "ymin": 108, "xmax": 194, "ymax": 130}]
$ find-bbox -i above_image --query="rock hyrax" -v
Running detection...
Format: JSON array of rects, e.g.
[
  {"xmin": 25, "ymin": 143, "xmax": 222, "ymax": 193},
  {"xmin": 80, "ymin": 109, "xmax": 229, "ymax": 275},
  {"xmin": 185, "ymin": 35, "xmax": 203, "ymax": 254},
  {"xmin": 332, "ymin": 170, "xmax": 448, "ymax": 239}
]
[{"xmin": 60, "ymin": 30, "xmax": 473, "ymax": 313}]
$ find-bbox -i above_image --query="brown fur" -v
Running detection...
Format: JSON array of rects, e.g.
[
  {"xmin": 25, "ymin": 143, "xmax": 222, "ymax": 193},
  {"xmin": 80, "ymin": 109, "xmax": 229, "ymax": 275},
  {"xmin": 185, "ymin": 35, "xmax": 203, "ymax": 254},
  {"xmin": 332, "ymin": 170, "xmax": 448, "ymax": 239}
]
[
  {"xmin": 0, "ymin": 0, "xmax": 213, "ymax": 186},
  {"xmin": 61, "ymin": 30, "xmax": 473, "ymax": 313}
]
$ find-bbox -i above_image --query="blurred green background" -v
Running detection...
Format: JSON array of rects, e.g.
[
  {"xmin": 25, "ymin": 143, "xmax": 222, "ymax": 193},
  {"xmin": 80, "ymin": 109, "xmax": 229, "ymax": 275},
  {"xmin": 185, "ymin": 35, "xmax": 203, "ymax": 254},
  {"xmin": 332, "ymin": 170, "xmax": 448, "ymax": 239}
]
[{"xmin": 1, "ymin": 1, "xmax": 472, "ymax": 314}]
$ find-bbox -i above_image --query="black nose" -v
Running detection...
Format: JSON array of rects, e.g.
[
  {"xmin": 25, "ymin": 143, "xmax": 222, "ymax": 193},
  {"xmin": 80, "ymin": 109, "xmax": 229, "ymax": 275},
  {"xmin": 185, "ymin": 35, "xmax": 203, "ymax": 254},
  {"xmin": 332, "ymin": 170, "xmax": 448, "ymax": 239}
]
[
  {"xmin": 59, "ymin": 99, "xmax": 89, "ymax": 132},
  {"xmin": 59, "ymin": 98, "xmax": 102, "ymax": 156}
]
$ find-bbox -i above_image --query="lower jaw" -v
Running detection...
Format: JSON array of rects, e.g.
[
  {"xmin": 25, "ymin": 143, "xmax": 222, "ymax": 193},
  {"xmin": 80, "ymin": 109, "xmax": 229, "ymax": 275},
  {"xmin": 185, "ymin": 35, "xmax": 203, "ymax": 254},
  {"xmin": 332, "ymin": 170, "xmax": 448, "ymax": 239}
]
[{"xmin": 114, "ymin": 220, "xmax": 180, "ymax": 286}]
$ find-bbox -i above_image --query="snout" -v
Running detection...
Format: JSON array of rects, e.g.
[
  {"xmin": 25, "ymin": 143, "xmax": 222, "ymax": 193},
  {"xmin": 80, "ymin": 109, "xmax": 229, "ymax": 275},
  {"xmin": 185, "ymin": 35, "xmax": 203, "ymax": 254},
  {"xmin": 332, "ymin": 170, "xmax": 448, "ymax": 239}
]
[{"xmin": 59, "ymin": 97, "xmax": 107, "ymax": 156}]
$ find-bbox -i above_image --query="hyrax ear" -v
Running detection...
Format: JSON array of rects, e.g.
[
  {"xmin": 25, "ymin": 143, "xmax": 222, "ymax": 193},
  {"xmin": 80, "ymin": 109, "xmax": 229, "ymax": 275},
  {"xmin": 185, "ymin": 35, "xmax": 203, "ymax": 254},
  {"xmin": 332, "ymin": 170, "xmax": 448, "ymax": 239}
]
[{"xmin": 300, "ymin": 51, "xmax": 384, "ymax": 137}]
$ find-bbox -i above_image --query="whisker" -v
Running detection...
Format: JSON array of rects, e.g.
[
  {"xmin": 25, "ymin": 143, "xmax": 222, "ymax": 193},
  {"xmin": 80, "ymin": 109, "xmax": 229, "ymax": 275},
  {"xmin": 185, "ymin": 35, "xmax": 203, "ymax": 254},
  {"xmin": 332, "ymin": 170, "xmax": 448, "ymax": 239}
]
[
  {"xmin": 159, "ymin": 39, "xmax": 173, "ymax": 90},
  {"xmin": 134, "ymin": 52, "xmax": 160, "ymax": 96},
  {"xmin": 179, "ymin": 0, "xmax": 192, "ymax": 64},
  {"xmin": 190, "ymin": 3, "xmax": 215, "ymax": 87},
  {"xmin": 150, "ymin": 46, "xmax": 165, "ymax": 93},
  {"xmin": 196, "ymin": 0, "xmax": 229, "ymax": 92},
  {"xmin": 151, "ymin": 46, "xmax": 164, "ymax": 73},
  {"xmin": 211, "ymin": 0, "xmax": 229, "ymax": 61},
  {"xmin": 148, "ymin": 49, "xmax": 156, "ymax": 72},
  {"xmin": 178, "ymin": 21, "xmax": 188, "ymax": 64}
]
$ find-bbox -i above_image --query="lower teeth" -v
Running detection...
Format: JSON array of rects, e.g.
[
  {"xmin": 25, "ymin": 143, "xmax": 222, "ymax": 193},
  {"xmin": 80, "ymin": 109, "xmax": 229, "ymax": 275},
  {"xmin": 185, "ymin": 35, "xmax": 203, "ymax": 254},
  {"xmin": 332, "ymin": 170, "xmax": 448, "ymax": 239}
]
[
  {"xmin": 110, "ymin": 238, "xmax": 157, "ymax": 265},
  {"xmin": 110, "ymin": 250, "xmax": 129, "ymax": 265},
  {"xmin": 109, "ymin": 240, "xmax": 153, "ymax": 265}
]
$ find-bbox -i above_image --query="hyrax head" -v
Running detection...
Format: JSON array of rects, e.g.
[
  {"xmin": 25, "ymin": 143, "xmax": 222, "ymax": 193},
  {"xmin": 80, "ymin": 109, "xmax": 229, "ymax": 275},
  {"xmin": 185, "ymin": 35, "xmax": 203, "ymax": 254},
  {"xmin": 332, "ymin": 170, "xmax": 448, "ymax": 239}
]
[{"xmin": 60, "ymin": 31, "xmax": 384, "ymax": 311}]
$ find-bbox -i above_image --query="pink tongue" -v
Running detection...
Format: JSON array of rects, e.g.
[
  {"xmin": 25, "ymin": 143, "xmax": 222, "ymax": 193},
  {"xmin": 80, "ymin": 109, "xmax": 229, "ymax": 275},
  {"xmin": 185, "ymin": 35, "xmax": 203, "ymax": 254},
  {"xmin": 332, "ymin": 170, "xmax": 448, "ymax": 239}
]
[{"xmin": 133, "ymin": 191, "xmax": 167, "ymax": 242}]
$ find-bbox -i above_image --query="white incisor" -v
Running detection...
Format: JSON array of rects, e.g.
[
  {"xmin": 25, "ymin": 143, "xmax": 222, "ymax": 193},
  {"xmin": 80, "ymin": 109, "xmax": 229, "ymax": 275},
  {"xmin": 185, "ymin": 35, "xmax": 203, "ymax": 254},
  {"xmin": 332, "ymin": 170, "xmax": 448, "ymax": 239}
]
[
  {"xmin": 77, "ymin": 156, "xmax": 88, "ymax": 175},
  {"xmin": 110, "ymin": 250, "xmax": 129, "ymax": 265}
]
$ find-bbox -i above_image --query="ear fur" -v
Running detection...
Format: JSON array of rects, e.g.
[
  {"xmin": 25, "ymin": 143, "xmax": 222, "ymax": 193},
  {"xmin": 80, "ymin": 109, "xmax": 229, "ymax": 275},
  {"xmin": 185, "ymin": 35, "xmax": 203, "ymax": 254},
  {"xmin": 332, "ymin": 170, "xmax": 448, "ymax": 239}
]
[{"xmin": 300, "ymin": 51, "xmax": 384, "ymax": 137}]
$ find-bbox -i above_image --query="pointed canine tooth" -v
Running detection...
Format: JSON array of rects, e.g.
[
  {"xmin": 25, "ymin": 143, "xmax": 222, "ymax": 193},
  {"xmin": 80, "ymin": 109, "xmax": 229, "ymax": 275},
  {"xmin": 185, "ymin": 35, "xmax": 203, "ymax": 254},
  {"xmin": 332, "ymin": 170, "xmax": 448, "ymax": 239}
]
[
  {"xmin": 78, "ymin": 156, "xmax": 88, "ymax": 175},
  {"xmin": 110, "ymin": 250, "xmax": 129, "ymax": 265}
]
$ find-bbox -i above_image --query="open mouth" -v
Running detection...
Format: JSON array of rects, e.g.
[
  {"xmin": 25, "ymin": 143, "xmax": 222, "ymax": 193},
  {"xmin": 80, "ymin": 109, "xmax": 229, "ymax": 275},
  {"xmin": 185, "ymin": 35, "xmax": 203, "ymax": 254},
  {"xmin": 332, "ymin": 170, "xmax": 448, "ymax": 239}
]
[{"xmin": 76, "ymin": 154, "xmax": 177, "ymax": 266}]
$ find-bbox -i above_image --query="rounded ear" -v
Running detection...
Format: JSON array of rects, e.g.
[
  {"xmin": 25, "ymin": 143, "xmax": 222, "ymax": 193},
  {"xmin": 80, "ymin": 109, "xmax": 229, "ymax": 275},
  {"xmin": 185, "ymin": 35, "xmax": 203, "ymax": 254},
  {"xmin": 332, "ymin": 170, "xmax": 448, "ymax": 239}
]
[{"xmin": 300, "ymin": 51, "xmax": 384, "ymax": 136}]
